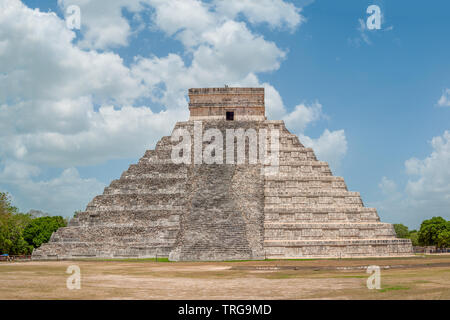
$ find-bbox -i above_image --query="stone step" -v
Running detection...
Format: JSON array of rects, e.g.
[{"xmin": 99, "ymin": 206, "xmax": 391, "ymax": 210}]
[
  {"xmin": 265, "ymin": 175, "xmax": 345, "ymax": 182},
  {"xmin": 264, "ymin": 238, "xmax": 413, "ymax": 258},
  {"xmin": 264, "ymin": 190, "xmax": 359, "ymax": 197},
  {"xmin": 278, "ymin": 147, "xmax": 314, "ymax": 153},
  {"xmin": 264, "ymin": 207, "xmax": 379, "ymax": 222},
  {"xmin": 272, "ymin": 161, "xmax": 329, "ymax": 167},
  {"xmin": 264, "ymin": 222, "xmax": 396, "ymax": 240},
  {"xmin": 264, "ymin": 238, "xmax": 411, "ymax": 245},
  {"xmin": 265, "ymin": 196, "xmax": 363, "ymax": 206},
  {"xmin": 73, "ymin": 209, "xmax": 182, "ymax": 224},
  {"xmin": 117, "ymin": 174, "xmax": 188, "ymax": 181},
  {"xmin": 86, "ymin": 204, "xmax": 184, "ymax": 212},
  {"xmin": 265, "ymin": 180, "xmax": 347, "ymax": 192},
  {"xmin": 264, "ymin": 222, "xmax": 393, "ymax": 227},
  {"xmin": 265, "ymin": 174, "xmax": 336, "ymax": 182},
  {"xmin": 88, "ymin": 194, "xmax": 186, "ymax": 208},
  {"xmin": 123, "ymin": 163, "xmax": 187, "ymax": 176},
  {"xmin": 278, "ymin": 155, "xmax": 317, "ymax": 162},
  {"xmin": 265, "ymin": 213, "xmax": 379, "ymax": 223},
  {"xmin": 264, "ymin": 206, "xmax": 376, "ymax": 214},
  {"xmin": 72, "ymin": 215, "xmax": 180, "ymax": 227},
  {"xmin": 32, "ymin": 242, "xmax": 174, "ymax": 260},
  {"xmin": 275, "ymin": 160, "xmax": 329, "ymax": 166},
  {"xmin": 103, "ymin": 186, "xmax": 185, "ymax": 196},
  {"xmin": 51, "ymin": 225, "xmax": 180, "ymax": 243},
  {"xmin": 269, "ymin": 167, "xmax": 332, "ymax": 175}
]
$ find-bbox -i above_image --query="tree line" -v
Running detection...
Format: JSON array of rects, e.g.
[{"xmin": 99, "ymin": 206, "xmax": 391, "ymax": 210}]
[
  {"xmin": 394, "ymin": 217, "xmax": 450, "ymax": 248},
  {"xmin": 0, "ymin": 192, "xmax": 67, "ymax": 255}
]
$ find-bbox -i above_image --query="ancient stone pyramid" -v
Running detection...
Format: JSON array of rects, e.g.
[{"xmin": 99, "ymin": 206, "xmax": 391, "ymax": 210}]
[{"xmin": 33, "ymin": 87, "xmax": 413, "ymax": 260}]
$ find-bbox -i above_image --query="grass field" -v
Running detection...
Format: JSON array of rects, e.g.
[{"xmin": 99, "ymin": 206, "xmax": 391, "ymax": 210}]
[{"xmin": 1, "ymin": 255, "xmax": 449, "ymax": 299}]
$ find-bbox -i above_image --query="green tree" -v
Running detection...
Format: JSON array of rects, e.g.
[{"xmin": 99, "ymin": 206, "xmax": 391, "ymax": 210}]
[
  {"xmin": 436, "ymin": 229, "xmax": 450, "ymax": 248},
  {"xmin": 3, "ymin": 214, "xmax": 33, "ymax": 254},
  {"xmin": 0, "ymin": 192, "xmax": 18, "ymax": 215},
  {"xmin": 408, "ymin": 231, "xmax": 419, "ymax": 246},
  {"xmin": 394, "ymin": 224, "xmax": 410, "ymax": 238},
  {"xmin": 23, "ymin": 216, "xmax": 67, "ymax": 248},
  {"xmin": 0, "ymin": 210, "xmax": 32, "ymax": 255},
  {"xmin": 418, "ymin": 217, "xmax": 449, "ymax": 246},
  {"xmin": 0, "ymin": 192, "xmax": 33, "ymax": 254}
]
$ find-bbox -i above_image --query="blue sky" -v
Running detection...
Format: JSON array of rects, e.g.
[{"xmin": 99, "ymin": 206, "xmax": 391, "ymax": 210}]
[{"xmin": 1, "ymin": 0, "xmax": 449, "ymax": 228}]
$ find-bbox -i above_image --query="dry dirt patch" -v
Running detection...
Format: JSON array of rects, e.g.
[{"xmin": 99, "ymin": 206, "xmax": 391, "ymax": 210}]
[{"xmin": 1, "ymin": 255, "xmax": 449, "ymax": 299}]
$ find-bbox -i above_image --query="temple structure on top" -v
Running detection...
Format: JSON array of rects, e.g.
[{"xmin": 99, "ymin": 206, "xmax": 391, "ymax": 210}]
[
  {"xmin": 32, "ymin": 87, "xmax": 413, "ymax": 261},
  {"xmin": 189, "ymin": 87, "xmax": 266, "ymax": 121}
]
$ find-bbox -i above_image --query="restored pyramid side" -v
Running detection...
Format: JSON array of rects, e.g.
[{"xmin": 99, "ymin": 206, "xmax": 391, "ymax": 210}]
[{"xmin": 262, "ymin": 121, "xmax": 413, "ymax": 258}]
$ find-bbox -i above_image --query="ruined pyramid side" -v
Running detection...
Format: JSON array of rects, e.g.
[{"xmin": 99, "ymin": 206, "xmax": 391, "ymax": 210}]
[
  {"xmin": 262, "ymin": 121, "xmax": 413, "ymax": 258},
  {"xmin": 32, "ymin": 134, "xmax": 190, "ymax": 259}
]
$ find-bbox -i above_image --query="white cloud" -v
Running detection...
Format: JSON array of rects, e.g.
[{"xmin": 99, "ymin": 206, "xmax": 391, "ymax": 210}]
[
  {"xmin": 148, "ymin": 0, "xmax": 216, "ymax": 47},
  {"xmin": 262, "ymin": 82, "xmax": 286, "ymax": 120},
  {"xmin": 0, "ymin": 165, "xmax": 105, "ymax": 217},
  {"xmin": 0, "ymin": 161, "xmax": 41, "ymax": 181},
  {"xmin": 1, "ymin": 0, "xmax": 337, "ymax": 216},
  {"xmin": 130, "ymin": 18, "xmax": 287, "ymax": 111},
  {"xmin": 197, "ymin": 20, "xmax": 285, "ymax": 74},
  {"xmin": 58, "ymin": 0, "xmax": 146, "ymax": 50},
  {"xmin": 56, "ymin": 0, "xmax": 304, "ymax": 51},
  {"xmin": 0, "ymin": 0, "xmax": 292, "ymax": 169},
  {"xmin": 214, "ymin": 0, "xmax": 304, "ymax": 31},
  {"xmin": 278, "ymin": 101, "xmax": 348, "ymax": 171},
  {"xmin": 0, "ymin": 100, "xmax": 186, "ymax": 167},
  {"xmin": 0, "ymin": 1, "xmax": 145, "ymax": 104},
  {"xmin": 283, "ymin": 101, "xmax": 323, "ymax": 132},
  {"xmin": 0, "ymin": 0, "xmax": 181, "ymax": 167},
  {"xmin": 405, "ymin": 131, "xmax": 450, "ymax": 199},
  {"xmin": 376, "ymin": 131, "xmax": 450, "ymax": 228},
  {"xmin": 379, "ymin": 176, "xmax": 398, "ymax": 196},
  {"xmin": 299, "ymin": 129, "xmax": 348, "ymax": 172},
  {"xmin": 437, "ymin": 89, "xmax": 450, "ymax": 107}
]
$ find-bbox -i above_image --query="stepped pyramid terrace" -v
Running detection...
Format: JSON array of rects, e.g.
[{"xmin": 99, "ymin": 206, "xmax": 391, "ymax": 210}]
[{"xmin": 33, "ymin": 87, "xmax": 413, "ymax": 261}]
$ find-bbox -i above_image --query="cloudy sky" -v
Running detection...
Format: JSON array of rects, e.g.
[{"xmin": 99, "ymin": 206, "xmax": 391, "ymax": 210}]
[{"xmin": 0, "ymin": 0, "xmax": 449, "ymax": 228}]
